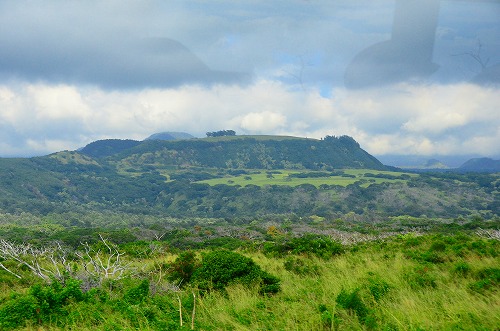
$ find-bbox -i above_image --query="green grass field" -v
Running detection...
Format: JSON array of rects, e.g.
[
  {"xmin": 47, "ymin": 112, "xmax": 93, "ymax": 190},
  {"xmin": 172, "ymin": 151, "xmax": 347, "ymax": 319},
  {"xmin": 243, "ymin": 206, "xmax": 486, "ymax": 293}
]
[
  {"xmin": 198, "ymin": 169, "xmax": 415, "ymax": 188},
  {"xmin": 1, "ymin": 233, "xmax": 498, "ymax": 330}
]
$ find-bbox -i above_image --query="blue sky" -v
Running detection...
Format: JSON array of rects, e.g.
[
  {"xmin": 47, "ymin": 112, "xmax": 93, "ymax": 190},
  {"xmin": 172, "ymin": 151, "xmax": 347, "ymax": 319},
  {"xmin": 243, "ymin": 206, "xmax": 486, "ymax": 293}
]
[{"xmin": 0, "ymin": 0, "xmax": 499, "ymax": 157}]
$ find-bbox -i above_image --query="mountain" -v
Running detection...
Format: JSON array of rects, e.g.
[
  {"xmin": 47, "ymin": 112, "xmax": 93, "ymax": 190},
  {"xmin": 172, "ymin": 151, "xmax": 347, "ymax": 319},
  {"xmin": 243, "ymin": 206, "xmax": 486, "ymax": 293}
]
[
  {"xmin": 104, "ymin": 135, "xmax": 387, "ymax": 170},
  {"xmin": 459, "ymin": 158, "xmax": 500, "ymax": 172},
  {"xmin": 423, "ymin": 159, "xmax": 449, "ymax": 169},
  {"xmin": 1, "ymin": 134, "xmax": 497, "ymax": 219},
  {"xmin": 376, "ymin": 154, "xmax": 487, "ymax": 169},
  {"xmin": 145, "ymin": 131, "xmax": 195, "ymax": 141},
  {"xmin": 79, "ymin": 139, "xmax": 142, "ymax": 158}
]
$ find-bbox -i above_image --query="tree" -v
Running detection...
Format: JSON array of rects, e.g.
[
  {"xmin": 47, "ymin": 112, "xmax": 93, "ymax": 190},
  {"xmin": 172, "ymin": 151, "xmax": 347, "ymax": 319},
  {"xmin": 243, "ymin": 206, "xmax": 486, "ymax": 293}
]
[{"xmin": 206, "ymin": 130, "xmax": 236, "ymax": 137}]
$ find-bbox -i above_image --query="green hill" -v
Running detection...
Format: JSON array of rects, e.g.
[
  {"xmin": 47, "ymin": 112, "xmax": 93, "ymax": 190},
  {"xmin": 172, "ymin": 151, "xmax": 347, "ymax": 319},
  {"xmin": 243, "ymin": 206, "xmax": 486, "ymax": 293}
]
[
  {"xmin": 107, "ymin": 135, "xmax": 387, "ymax": 171},
  {"xmin": 145, "ymin": 131, "xmax": 195, "ymax": 141},
  {"xmin": 79, "ymin": 139, "xmax": 142, "ymax": 158},
  {"xmin": 459, "ymin": 157, "xmax": 500, "ymax": 172},
  {"xmin": 0, "ymin": 135, "xmax": 498, "ymax": 219}
]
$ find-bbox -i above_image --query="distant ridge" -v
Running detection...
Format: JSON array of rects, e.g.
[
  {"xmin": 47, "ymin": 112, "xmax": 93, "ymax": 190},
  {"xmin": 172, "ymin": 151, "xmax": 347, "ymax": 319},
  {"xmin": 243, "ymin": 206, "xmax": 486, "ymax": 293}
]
[
  {"xmin": 145, "ymin": 132, "xmax": 195, "ymax": 141},
  {"xmin": 459, "ymin": 158, "xmax": 500, "ymax": 172},
  {"xmin": 107, "ymin": 134, "xmax": 387, "ymax": 170},
  {"xmin": 79, "ymin": 139, "xmax": 141, "ymax": 158}
]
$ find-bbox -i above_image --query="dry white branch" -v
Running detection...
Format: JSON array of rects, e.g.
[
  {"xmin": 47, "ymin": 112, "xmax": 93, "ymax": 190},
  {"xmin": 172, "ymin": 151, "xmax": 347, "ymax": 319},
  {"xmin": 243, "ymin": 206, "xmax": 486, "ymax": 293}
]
[
  {"xmin": 0, "ymin": 239, "xmax": 73, "ymax": 281},
  {"xmin": 75, "ymin": 234, "xmax": 132, "ymax": 284},
  {"xmin": 476, "ymin": 228, "xmax": 500, "ymax": 241}
]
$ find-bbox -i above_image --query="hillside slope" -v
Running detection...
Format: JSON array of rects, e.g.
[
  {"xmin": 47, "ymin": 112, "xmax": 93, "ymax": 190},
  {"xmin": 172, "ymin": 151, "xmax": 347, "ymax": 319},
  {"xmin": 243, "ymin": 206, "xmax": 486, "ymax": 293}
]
[
  {"xmin": 0, "ymin": 135, "xmax": 497, "ymax": 219},
  {"xmin": 459, "ymin": 158, "xmax": 500, "ymax": 172},
  {"xmin": 105, "ymin": 135, "xmax": 387, "ymax": 171}
]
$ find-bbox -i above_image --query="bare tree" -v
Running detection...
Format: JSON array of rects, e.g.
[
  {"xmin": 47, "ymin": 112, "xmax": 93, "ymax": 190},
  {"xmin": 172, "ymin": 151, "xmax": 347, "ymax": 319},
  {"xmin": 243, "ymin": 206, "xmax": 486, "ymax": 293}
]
[
  {"xmin": 75, "ymin": 234, "xmax": 132, "ymax": 285},
  {"xmin": 0, "ymin": 235, "xmax": 134, "ymax": 288},
  {"xmin": 0, "ymin": 240, "xmax": 73, "ymax": 281},
  {"xmin": 476, "ymin": 228, "xmax": 500, "ymax": 241}
]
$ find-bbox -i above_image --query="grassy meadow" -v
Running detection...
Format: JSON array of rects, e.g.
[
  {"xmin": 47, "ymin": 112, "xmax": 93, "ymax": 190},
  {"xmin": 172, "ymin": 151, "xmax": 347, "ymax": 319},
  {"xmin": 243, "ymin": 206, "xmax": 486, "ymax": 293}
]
[
  {"xmin": 0, "ymin": 232, "xmax": 498, "ymax": 330},
  {"xmin": 197, "ymin": 169, "xmax": 415, "ymax": 188}
]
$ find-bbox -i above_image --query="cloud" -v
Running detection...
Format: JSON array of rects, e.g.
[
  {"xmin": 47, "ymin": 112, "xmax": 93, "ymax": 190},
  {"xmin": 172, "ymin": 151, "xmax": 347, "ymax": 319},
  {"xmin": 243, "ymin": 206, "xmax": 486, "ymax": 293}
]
[
  {"xmin": 0, "ymin": 81, "xmax": 498, "ymax": 157},
  {"xmin": 0, "ymin": 1, "xmax": 498, "ymax": 158},
  {"xmin": 239, "ymin": 111, "xmax": 286, "ymax": 132}
]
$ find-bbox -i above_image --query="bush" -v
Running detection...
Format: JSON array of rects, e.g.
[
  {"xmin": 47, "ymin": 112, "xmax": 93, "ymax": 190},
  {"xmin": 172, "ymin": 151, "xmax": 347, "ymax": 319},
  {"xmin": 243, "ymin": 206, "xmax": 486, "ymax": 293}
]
[
  {"xmin": 406, "ymin": 266, "xmax": 437, "ymax": 289},
  {"xmin": 453, "ymin": 261, "xmax": 471, "ymax": 276},
  {"xmin": 283, "ymin": 257, "xmax": 320, "ymax": 275},
  {"xmin": 429, "ymin": 240, "xmax": 447, "ymax": 252},
  {"xmin": 30, "ymin": 278, "xmax": 86, "ymax": 320},
  {"xmin": 0, "ymin": 295, "xmax": 37, "ymax": 329},
  {"xmin": 264, "ymin": 234, "xmax": 344, "ymax": 259},
  {"xmin": 336, "ymin": 288, "xmax": 369, "ymax": 322},
  {"xmin": 168, "ymin": 251, "xmax": 199, "ymax": 284},
  {"xmin": 0, "ymin": 278, "xmax": 87, "ymax": 329},
  {"xmin": 468, "ymin": 267, "xmax": 500, "ymax": 293},
  {"xmin": 123, "ymin": 279, "xmax": 150, "ymax": 305},
  {"xmin": 192, "ymin": 250, "xmax": 280, "ymax": 294},
  {"xmin": 366, "ymin": 277, "xmax": 391, "ymax": 302}
]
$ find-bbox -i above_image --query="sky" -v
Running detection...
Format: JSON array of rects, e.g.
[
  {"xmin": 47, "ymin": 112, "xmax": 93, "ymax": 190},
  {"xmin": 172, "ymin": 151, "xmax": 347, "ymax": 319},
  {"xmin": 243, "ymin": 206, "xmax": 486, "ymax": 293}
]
[{"xmin": 0, "ymin": 0, "xmax": 499, "ymax": 158}]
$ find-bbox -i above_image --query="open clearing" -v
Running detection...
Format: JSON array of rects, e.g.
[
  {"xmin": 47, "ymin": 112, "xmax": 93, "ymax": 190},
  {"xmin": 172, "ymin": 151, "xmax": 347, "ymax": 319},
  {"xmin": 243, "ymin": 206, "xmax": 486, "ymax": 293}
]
[{"xmin": 198, "ymin": 169, "xmax": 416, "ymax": 187}]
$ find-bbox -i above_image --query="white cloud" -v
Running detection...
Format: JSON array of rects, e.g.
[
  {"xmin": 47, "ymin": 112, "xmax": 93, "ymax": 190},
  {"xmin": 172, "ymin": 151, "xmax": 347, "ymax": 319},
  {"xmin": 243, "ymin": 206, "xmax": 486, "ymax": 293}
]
[
  {"xmin": 0, "ymin": 81, "xmax": 499, "ymax": 158},
  {"xmin": 240, "ymin": 111, "xmax": 286, "ymax": 132}
]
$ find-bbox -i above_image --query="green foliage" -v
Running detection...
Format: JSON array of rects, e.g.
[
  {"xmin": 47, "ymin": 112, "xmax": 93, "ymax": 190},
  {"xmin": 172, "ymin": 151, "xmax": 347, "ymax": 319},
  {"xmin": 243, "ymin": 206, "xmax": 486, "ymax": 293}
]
[
  {"xmin": 0, "ymin": 231, "xmax": 498, "ymax": 330},
  {"xmin": 366, "ymin": 276, "xmax": 391, "ymax": 302},
  {"xmin": 405, "ymin": 266, "xmax": 438, "ymax": 289},
  {"xmin": 318, "ymin": 303, "xmax": 334, "ymax": 329},
  {"xmin": 168, "ymin": 251, "xmax": 199, "ymax": 284},
  {"xmin": 0, "ymin": 295, "xmax": 37, "ymax": 329},
  {"xmin": 264, "ymin": 234, "xmax": 344, "ymax": 259},
  {"xmin": 336, "ymin": 288, "xmax": 370, "ymax": 323},
  {"xmin": 192, "ymin": 250, "xmax": 280, "ymax": 294},
  {"xmin": 283, "ymin": 256, "xmax": 320, "ymax": 275},
  {"xmin": 0, "ymin": 278, "xmax": 87, "ymax": 329},
  {"xmin": 453, "ymin": 261, "xmax": 471, "ymax": 276},
  {"xmin": 206, "ymin": 129, "xmax": 236, "ymax": 137},
  {"xmin": 30, "ymin": 278, "xmax": 86, "ymax": 321},
  {"xmin": 123, "ymin": 279, "xmax": 150, "ymax": 305},
  {"xmin": 468, "ymin": 267, "xmax": 500, "ymax": 293}
]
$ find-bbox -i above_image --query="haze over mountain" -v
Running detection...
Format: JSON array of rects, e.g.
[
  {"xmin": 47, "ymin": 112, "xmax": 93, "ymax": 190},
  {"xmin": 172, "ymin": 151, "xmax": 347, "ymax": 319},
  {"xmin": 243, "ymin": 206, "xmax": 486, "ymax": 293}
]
[
  {"xmin": 375, "ymin": 154, "xmax": 500, "ymax": 170},
  {"xmin": 145, "ymin": 132, "xmax": 195, "ymax": 141},
  {"xmin": 459, "ymin": 158, "xmax": 500, "ymax": 172}
]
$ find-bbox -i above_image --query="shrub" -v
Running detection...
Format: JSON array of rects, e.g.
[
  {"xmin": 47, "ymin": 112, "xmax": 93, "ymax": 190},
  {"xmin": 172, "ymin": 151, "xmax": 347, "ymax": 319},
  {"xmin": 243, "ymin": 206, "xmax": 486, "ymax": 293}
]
[
  {"xmin": 168, "ymin": 251, "xmax": 199, "ymax": 284},
  {"xmin": 0, "ymin": 295, "xmax": 37, "ymax": 330},
  {"xmin": 318, "ymin": 304, "xmax": 333, "ymax": 329},
  {"xmin": 429, "ymin": 240, "xmax": 447, "ymax": 252},
  {"xmin": 366, "ymin": 277, "xmax": 391, "ymax": 302},
  {"xmin": 123, "ymin": 279, "xmax": 150, "ymax": 305},
  {"xmin": 30, "ymin": 278, "xmax": 86, "ymax": 321},
  {"xmin": 264, "ymin": 234, "xmax": 344, "ymax": 259},
  {"xmin": 288, "ymin": 234, "xmax": 344, "ymax": 259},
  {"xmin": 453, "ymin": 261, "xmax": 471, "ymax": 277},
  {"xmin": 406, "ymin": 266, "xmax": 437, "ymax": 289},
  {"xmin": 192, "ymin": 250, "xmax": 280, "ymax": 294},
  {"xmin": 283, "ymin": 257, "xmax": 320, "ymax": 275},
  {"xmin": 335, "ymin": 288, "xmax": 369, "ymax": 321},
  {"xmin": 0, "ymin": 278, "xmax": 87, "ymax": 329},
  {"xmin": 468, "ymin": 267, "xmax": 500, "ymax": 293}
]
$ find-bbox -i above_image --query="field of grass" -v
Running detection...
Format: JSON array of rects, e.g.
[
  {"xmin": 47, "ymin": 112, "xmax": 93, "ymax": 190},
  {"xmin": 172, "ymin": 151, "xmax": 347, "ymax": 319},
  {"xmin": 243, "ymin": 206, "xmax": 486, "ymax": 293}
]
[
  {"xmin": 0, "ymin": 233, "xmax": 498, "ymax": 330},
  {"xmin": 198, "ymin": 169, "xmax": 415, "ymax": 188}
]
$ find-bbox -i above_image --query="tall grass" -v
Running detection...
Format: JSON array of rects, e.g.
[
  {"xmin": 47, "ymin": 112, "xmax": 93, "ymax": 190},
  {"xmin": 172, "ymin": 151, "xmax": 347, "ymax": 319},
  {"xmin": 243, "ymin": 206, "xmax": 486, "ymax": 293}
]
[{"xmin": 1, "ymin": 234, "xmax": 498, "ymax": 330}]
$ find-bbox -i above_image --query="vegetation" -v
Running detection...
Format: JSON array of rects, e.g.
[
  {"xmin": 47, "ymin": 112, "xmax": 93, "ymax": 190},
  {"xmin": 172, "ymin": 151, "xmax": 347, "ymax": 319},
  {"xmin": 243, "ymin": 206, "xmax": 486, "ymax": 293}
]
[
  {"xmin": 0, "ymin": 230, "xmax": 497, "ymax": 330},
  {"xmin": 0, "ymin": 134, "xmax": 499, "ymax": 329},
  {"xmin": 206, "ymin": 130, "xmax": 236, "ymax": 137}
]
